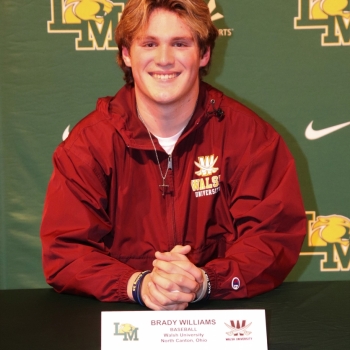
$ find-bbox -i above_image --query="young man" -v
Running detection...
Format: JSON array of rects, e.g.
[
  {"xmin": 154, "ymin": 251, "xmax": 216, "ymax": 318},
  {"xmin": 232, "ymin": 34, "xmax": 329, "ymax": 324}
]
[{"xmin": 40, "ymin": 0, "xmax": 306, "ymax": 311}]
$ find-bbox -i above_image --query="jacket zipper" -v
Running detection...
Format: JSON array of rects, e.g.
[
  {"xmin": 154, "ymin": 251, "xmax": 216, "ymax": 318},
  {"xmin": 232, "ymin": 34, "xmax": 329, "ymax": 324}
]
[
  {"xmin": 168, "ymin": 155, "xmax": 172, "ymax": 170},
  {"xmin": 166, "ymin": 154, "xmax": 177, "ymax": 248}
]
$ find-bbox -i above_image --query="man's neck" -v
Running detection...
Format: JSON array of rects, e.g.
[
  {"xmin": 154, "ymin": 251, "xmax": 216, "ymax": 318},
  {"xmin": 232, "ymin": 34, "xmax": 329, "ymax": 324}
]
[{"xmin": 135, "ymin": 93, "xmax": 198, "ymax": 138}]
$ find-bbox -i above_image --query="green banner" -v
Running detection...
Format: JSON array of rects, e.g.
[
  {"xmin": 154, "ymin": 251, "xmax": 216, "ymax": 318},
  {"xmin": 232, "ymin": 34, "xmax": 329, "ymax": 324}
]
[{"xmin": 0, "ymin": 0, "xmax": 349, "ymax": 289}]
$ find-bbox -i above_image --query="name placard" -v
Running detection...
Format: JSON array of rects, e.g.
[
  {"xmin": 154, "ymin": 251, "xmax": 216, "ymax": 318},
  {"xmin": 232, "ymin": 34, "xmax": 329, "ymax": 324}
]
[{"xmin": 101, "ymin": 309, "xmax": 267, "ymax": 350}]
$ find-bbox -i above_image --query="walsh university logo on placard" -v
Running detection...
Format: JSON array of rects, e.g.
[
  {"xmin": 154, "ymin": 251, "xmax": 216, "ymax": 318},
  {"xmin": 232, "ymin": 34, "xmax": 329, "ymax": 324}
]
[
  {"xmin": 294, "ymin": 0, "xmax": 350, "ymax": 46},
  {"xmin": 225, "ymin": 320, "xmax": 253, "ymax": 341},
  {"xmin": 300, "ymin": 211, "xmax": 350, "ymax": 271},
  {"xmin": 48, "ymin": 1, "xmax": 125, "ymax": 50}
]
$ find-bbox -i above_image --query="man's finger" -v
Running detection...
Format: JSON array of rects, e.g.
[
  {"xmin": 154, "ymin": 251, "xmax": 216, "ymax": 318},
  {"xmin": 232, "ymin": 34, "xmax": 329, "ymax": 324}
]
[{"xmin": 151, "ymin": 268, "xmax": 198, "ymax": 293}]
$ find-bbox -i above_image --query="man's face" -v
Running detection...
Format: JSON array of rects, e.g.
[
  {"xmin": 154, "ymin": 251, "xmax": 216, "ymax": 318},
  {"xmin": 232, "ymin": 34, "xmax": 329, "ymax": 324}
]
[{"xmin": 122, "ymin": 9, "xmax": 210, "ymax": 109}]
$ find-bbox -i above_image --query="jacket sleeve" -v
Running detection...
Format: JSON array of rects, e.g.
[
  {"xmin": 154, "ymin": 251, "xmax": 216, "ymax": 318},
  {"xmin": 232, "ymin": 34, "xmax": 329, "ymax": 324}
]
[
  {"xmin": 40, "ymin": 144, "xmax": 137, "ymax": 302},
  {"xmin": 203, "ymin": 133, "xmax": 306, "ymax": 299}
]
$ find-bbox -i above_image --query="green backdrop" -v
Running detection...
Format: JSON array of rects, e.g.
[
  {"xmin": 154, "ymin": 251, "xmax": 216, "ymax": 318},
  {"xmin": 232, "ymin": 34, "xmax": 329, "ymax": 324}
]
[{"xmin": 1, "ymin": 0, "xmax": 349, "ymax": 289}]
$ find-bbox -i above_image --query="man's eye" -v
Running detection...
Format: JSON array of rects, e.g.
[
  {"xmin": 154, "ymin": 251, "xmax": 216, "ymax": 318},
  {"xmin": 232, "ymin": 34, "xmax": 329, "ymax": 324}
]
[
  {"xmin": 143, "ymin": 42, "xmax": 156, "ymax": 47},
  {"xmin": 174, "ymin": 42, "xmax": 186, "ymax": 47}
]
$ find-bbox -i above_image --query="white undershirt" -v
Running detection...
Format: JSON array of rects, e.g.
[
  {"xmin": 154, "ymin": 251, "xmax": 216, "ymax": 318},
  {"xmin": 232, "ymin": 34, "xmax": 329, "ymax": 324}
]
[{"xmin": 153, "ymin": 127, "xmax": 185, "ymax": 155}]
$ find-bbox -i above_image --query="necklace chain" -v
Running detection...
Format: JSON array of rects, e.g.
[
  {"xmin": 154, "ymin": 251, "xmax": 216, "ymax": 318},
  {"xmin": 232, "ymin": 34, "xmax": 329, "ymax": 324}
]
[
  {"xmin": 136, "ymin": 104, "xmax": 197, "ymax": 196},
  {"xmin": 137, "ymin": 107, "xmax": 170, "ymax": 196},
  {"xmin": 137, "ymin": 109, "xmax": 170, "ymax": 179}
]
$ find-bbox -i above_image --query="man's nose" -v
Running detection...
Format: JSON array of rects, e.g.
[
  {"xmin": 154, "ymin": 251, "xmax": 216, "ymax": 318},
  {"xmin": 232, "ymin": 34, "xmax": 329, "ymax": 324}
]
[{"xmin": 155, "ymin": 45, "xmax": 175, "ymax": 66}]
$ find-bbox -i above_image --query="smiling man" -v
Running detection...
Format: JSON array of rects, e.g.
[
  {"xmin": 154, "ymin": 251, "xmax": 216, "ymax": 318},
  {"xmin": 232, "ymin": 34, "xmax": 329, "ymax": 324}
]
[
  {"xmin": 41, "ymin": 0, "xmax": 306, "ymax": 311},
  {"xmin": 120, "ymin": 7, "xmax": 210, "ymax": 138}
]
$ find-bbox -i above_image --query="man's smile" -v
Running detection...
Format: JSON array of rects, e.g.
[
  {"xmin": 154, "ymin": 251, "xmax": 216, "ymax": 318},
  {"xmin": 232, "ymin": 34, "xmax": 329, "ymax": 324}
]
[{"xmin": 150, "ymin": 73, "xmax": 180, "ymax": 81}]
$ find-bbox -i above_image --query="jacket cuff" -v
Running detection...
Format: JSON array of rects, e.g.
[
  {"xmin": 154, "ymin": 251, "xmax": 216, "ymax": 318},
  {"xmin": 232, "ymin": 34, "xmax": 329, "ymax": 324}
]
[
  {"xmin": 200, "ymin": 266, "xmax": 217, "ymax": 299},
  {"xmin": 117, "ymin": 269, "xmax": 141, "ymax": 302}
]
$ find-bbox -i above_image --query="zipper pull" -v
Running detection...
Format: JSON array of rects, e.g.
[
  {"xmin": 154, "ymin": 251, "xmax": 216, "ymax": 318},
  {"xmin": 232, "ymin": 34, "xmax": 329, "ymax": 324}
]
[{"xmin": 168, "ymin": 155, "xmax": 173, "ymax": 170}]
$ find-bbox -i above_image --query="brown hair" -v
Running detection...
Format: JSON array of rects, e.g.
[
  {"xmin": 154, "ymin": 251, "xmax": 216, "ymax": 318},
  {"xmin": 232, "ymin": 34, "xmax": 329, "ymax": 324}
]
[{"xmin": 115, "ymin": 0, "xmax": 218, "ymax": 84}]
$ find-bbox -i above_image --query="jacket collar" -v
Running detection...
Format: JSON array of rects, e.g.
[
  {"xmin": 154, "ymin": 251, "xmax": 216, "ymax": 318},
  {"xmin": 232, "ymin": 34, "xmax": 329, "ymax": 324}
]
[{"xmin": 102, "ymin": 82, "xmax": 224, "ymax": 150}]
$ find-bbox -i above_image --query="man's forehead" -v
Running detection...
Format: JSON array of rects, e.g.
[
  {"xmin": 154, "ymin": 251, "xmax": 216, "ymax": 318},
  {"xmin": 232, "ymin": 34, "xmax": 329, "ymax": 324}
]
[{"xmin": 133, "ymin": 9, "xmax": 195, "ymax": 41}]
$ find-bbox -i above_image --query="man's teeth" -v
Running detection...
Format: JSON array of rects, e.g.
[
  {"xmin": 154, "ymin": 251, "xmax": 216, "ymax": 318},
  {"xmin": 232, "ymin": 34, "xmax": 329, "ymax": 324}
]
[{"xmin": 153, "ymin": 73, "xmax": 178, "ymax": 80}]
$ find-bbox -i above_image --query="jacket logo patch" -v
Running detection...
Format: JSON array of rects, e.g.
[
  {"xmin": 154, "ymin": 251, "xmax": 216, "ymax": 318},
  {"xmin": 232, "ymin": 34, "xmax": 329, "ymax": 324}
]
[
  {"xmin": 194, "ymin": 155, "xmax": 219, "ymax": 176},
  {"xmin": 191, "ymin": 155, "xmax": 220, "ymax": 198}
]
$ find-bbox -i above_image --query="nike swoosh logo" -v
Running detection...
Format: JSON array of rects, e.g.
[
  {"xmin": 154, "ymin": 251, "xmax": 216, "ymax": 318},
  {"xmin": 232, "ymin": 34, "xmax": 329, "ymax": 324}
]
[{"xmin": 305, "ymin": 121, "xmax": 350, "ymax": 140}]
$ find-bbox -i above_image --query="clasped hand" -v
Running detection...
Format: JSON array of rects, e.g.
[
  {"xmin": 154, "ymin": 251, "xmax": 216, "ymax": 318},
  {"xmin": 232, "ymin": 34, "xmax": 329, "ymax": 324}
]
[{"xmin": 141, "ymin": 245, "xmax": 204, "ymax": 310}]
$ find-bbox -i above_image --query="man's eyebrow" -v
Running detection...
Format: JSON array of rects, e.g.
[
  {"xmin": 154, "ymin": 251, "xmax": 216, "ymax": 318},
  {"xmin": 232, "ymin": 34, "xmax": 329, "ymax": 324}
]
[
  {"xmin": 136, "ymin": 35, "xmax": 194, "ymax": 42},
  {"xmin": 136, "ymin": 35, "xmax": 157, "ymax": 41},
  {"xmin": 172, "ymin": 36, "xmax": 194, "ymax": 41}
]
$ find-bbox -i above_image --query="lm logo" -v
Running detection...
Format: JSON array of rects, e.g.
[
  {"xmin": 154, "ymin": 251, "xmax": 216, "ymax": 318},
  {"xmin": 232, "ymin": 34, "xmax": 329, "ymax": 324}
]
[
  {"xmin": 48, "ymin": 1, "xmax": 232, "ymax": 51},
  {"xmin": 294, "ymin": 0, "xmax": 350, "ymax": 46},
  {"xmin": 48, "ymin": 1, "xmax": 124, "ymax": 50},
  {"xmin": 114, "ymin": 323, "xmax": 139, "ymax": 341},
  {"xmin": 300, "ymin": 211, "xmax": 350, "ymax": 271}
]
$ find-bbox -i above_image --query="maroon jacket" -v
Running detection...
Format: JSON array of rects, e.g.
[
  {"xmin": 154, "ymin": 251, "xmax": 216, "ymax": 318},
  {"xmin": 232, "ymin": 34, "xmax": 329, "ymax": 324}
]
[{"xmin": 40, "ymin": 82, "xmax": 306, "ymax": 302}]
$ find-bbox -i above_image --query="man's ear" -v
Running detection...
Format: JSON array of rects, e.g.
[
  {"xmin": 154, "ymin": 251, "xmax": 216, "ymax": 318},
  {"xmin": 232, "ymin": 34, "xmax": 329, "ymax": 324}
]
[
  {"xmin": 122, "ymin": 46, "xmax": 132, "ymax": 67},
  {"xmin": 199, "ymin": 47, "xmax": 211, "ymax": 67}
]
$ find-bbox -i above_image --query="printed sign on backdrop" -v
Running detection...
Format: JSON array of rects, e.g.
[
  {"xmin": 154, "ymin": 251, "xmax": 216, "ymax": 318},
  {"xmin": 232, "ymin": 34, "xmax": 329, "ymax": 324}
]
[
  {"xmin": 294, "ymin": 0, "xmax": 350, "ymax": 46},
  {"xmin": 48, "ymin": 0, "xmax": 125, "ymax": 50},
  {"xmin": 300, "ymin": 212, "xmax": 350, "ymax": 271},
  {"xmin": 48, "ymin": 0, "xmax": 233, "ymax": 50}
]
